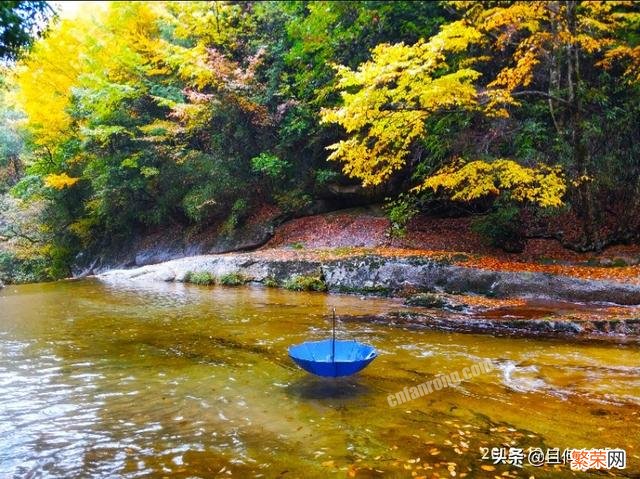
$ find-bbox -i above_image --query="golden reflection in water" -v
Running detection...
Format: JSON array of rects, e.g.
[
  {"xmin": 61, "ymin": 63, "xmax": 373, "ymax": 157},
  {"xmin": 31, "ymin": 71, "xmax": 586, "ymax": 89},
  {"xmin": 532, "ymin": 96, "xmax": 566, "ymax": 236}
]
[{"xmin": 0, "ymin": 279, "xmax": 638, "ymax": 478}]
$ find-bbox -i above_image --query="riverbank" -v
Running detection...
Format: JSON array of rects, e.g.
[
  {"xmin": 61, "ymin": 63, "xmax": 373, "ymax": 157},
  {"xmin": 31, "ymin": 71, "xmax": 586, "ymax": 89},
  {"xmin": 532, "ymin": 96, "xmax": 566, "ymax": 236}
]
[{"xmin": 97, "ymin": 249, "xmax": 640, "ymax": 342}]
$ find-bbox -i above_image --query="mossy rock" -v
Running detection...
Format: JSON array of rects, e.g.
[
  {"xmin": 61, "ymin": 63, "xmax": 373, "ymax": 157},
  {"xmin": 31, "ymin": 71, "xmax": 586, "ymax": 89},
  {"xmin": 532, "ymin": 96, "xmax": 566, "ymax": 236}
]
[
  {"xmin": 404, "ymin": 293, "xmax": 447, "ymax": 308},
  {"xmin": 404, "ymin": 293, "xmax": 466, "ymax": 310}
]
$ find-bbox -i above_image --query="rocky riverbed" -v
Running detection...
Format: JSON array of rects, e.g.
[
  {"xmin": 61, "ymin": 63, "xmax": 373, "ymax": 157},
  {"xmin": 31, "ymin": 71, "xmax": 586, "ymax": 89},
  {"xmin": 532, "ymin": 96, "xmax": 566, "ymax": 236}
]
[{"xmin": 96, "ymin": 252, "xmax": 640, "ymax": 342}]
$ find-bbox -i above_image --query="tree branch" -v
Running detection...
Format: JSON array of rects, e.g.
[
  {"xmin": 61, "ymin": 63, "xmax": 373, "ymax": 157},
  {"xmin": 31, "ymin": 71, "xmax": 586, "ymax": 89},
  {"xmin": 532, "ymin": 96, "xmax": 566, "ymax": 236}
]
[{"xmin": 510, "ymin": 90, "xmax": 573, "ymax": 106}]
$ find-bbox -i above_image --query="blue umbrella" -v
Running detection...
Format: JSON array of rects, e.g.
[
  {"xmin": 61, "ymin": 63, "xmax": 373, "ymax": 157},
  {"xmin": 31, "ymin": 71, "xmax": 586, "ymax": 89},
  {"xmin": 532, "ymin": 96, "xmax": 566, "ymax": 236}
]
[{"xmin": 288, "ymin": 309, "xmax": 377, "ymax": 377}]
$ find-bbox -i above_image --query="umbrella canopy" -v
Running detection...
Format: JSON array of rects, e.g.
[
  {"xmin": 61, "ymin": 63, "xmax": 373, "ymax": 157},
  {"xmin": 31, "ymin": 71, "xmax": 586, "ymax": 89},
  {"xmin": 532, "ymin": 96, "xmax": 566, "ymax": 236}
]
[{"xmin": 288, "ymin": 339, "xmax": 377, "ymax": 377}]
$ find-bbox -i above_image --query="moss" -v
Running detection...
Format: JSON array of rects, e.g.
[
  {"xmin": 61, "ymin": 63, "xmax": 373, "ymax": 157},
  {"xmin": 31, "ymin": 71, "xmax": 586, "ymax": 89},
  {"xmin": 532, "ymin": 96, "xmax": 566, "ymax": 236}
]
[
  {"xmin": 184, "ymin": 271, "xmax": 216, "ymax": 285},
  {"xmin": 284, "ymin": 274, "xmax": 327, "ymax": 292},
  {"xmin": 537, "ymin": 256, "xmax": 557, "ymax": 265},
  {"xmin": 289, "ymin": 241, "xmax": 305, "ymax": 250},
  {"xmin": 610, "ymin": 258, "xmax": 628, "ymax": 267},
  {"xmin": 404, "ymin": 293, "xmax": 447, "ymax": 308},
  {"xmin": 219, "ymin": 272, "xmax": 247, "ymax": 286}
]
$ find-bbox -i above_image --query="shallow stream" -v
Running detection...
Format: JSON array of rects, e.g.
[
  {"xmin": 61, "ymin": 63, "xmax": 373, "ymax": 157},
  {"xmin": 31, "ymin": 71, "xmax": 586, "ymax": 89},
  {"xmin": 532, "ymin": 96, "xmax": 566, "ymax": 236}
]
[{"xmin": 0, "ymin": 280, "xmax": 638, "ymax": 477}]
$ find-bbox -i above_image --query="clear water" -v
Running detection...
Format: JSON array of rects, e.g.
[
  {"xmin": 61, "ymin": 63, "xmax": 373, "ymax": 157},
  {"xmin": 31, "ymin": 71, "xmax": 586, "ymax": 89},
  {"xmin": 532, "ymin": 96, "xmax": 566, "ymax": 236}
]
[{"xmin": 0, "ymin": 279, "xmax": 638, "ymax": 478}]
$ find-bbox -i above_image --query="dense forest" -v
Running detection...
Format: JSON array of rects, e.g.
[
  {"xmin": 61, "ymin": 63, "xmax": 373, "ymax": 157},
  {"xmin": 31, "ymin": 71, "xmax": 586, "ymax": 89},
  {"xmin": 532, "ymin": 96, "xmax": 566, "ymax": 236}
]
[{"xmin": 0, "ymin": 1, "xmax": 639, "ymax": 283}]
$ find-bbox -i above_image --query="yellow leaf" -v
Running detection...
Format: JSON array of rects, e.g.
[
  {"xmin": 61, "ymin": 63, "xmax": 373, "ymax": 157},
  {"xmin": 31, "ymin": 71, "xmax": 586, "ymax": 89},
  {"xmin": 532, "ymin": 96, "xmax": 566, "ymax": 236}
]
[{"xmin": 43, "ymin": 173, "xmax": 80, "ymax": 189}]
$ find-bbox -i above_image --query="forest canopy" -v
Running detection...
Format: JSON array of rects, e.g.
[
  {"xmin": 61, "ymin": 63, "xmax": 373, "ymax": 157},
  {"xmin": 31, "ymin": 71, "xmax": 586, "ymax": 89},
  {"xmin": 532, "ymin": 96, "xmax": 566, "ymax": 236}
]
[{"xmin": 1, "ymin": 1, "xmax": 639, "ymax": 282}]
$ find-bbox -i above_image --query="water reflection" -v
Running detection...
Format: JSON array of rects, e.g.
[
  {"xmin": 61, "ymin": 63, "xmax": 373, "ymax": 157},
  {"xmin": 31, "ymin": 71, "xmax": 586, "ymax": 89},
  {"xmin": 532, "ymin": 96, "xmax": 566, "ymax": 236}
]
[{"xmin": 286, "ymin": 376, "xmax": 373, "ymax": 401}]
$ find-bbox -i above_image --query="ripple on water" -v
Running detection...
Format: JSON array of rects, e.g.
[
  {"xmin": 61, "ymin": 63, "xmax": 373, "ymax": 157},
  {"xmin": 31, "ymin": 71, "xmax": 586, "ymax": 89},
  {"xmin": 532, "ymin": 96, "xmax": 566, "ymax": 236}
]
[{"xmin": 1, "ymin": 281, "xmax": 639, "ymax": 478}]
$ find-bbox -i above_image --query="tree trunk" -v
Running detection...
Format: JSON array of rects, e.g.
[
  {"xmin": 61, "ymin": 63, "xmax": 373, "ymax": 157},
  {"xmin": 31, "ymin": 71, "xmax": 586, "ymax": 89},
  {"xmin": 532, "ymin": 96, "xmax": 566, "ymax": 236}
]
[{"xmin": 566, "ymin": 0, "xmax": 596, "ymax": 248}]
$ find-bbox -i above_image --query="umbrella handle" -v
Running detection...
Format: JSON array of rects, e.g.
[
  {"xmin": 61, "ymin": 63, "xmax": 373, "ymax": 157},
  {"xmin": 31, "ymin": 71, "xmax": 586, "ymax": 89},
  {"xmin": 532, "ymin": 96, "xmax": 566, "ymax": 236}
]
[{"xmin": 332, "ymin": 307, "xmax": 336, "ymax": 363}]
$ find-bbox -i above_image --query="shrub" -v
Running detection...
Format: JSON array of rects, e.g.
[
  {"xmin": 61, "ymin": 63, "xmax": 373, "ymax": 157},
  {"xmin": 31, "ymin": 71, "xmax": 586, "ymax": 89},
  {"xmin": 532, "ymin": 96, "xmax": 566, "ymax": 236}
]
[
  {"xmin": 263, "ymin": 276, "xmax": 279, "ymax": 287},
  {"xmin": 184, "ymin": 271, "xmax": 215, "ymax": 285},
  {"xmin": 219, "ymin": 271, "xmax": 246, "ymax": 286},
  {"xmin": 274, "ymin": 188, "xmax": 312, "ymax": 213},
  {"xmin": 472, "ymin": 202, "xmax": 525, "ymax": 253},
  {"xmin": 251, "ymin": 153, "xmax": 289, "ymax": 179},
  {"xmin": 220, "ymin": 198, "xmax": 249, "ymax": 236},
  {"xmin": 0, "ymin": 250, "xmax": 55, "ymax": 284},
  {"xmin": 283, "ymin": 274, "xmax": 327, "ymax": 292},
  {"xmin": 384, "ymin": 194, "xmax": 418, "ymax": 238},
  {"xmin": 315, "ymin": 168, "xmax": 340, "ymax": 185}
]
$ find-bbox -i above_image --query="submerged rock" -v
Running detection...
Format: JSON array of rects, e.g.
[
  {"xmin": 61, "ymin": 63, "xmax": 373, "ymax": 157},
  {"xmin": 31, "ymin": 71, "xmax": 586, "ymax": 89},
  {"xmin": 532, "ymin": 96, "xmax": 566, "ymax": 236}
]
[
  {"xmin": 403, "ymin": 293, "xmax": 467, "ymax": 311},
  {"xmin": 344, "ymin": 311, "xmax": 640, "ymax": 342}
]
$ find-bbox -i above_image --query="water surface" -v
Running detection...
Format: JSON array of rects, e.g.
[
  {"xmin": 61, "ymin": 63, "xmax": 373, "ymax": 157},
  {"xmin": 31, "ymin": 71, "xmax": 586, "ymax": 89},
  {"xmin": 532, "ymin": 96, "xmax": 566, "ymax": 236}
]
[{"xmin": 0, "ymin": 280, "xmax": 638, "ymax": 478}]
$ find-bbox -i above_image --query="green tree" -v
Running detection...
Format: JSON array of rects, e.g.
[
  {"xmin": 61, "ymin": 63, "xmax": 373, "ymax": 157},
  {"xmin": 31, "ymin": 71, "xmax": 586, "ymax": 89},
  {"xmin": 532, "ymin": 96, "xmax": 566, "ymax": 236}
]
[{"xmin": 0, "ymin": 1, "xmax": 53, "ymax": 61}]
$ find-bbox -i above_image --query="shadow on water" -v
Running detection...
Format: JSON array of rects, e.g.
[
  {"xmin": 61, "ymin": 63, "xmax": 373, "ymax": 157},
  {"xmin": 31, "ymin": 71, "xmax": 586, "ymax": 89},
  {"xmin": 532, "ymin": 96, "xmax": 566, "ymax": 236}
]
[{"xmin": 285, "ymin": 375, "xmax": 372, "ymax": 401}]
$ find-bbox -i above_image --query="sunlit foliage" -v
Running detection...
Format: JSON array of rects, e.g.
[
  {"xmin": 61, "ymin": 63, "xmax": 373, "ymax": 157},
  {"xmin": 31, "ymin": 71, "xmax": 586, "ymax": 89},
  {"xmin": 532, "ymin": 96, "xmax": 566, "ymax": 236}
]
[
  {"xmin": 323, "ymin": 0, "xmax": 640, "ymax": 243},
  {"xmin": 43, "ymin": 173, "xmax": 79, "ymax": 189},
  {"xmin": 419, "ymin": 159, "xmax": 566, "ymax": 208},
  {"xmin": 321, "ymin": 20, "xmax": 482, "ymax": 186}
]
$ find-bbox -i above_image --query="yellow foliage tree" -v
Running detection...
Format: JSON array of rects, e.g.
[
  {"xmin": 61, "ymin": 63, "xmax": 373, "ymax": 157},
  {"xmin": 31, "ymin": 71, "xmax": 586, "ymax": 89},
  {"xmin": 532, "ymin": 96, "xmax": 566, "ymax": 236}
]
[
  {"xmin": 320, "ymin": 21, "xmax": 482, "ymax": 187},
  {"xmin": 322, "ymin": 1, "xmax": 639, "ymax": 208},
  {"xmin": 455, "ymin": 0, "xmax": 640, "ymax": 114},
  {"xmin": 14, "ymin": 14, "xmax": 97, "ymax": 147},
  {"xmin": 43, "ymin": 173, "xmax": 79, "ymax": 189},
  {"xmin": 417, "ymin": 159, "xmax": 566, "ymax": 208},
  {"xmin": 14, "ymin": 2, "xmax": 162, "ymax": 150}
]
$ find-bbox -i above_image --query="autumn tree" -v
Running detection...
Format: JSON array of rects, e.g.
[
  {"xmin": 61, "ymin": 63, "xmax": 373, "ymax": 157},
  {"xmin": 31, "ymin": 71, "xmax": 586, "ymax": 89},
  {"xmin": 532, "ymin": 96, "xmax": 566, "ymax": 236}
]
[
  {"xmin": 322, "ymin": 0, "xmax": 640, "ymax": 249},
  {"xmin": 457, "ymin": 0, "xmax": 640, "ymax": 247}
]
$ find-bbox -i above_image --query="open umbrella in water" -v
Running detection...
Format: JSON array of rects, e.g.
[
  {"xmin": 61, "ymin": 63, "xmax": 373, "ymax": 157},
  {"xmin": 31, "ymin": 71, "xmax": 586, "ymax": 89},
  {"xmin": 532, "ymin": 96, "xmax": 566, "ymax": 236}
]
[{"xmin": 288, "ymin": 309, "xmax": 377, "ymax": 377}]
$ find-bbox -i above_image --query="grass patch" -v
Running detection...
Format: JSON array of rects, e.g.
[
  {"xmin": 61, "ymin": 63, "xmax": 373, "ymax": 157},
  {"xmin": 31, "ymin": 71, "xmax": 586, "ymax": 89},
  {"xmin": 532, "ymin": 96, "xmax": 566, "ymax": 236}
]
[
  {"xmin": 610, "ymin": 258, "xmax": 628, "ymax": 267},
  {"xmin": 289, "ymin": 241, "xmax": 305, "ymax": 250},
  {"xmin": 263, "ymin": 276, "xmax": 279, "ymax": 287},
  {"xmin": 219, "ymin": 271, "xmax": 247, "ymax": 286},
  {"xmin": 284, "ymin": 274, "xmax": 327, "ymax": 292},
  {"xmin": 184, "ymin": 271, "xmax": 215, "ymax": 285},
  {"xmin": 537, "ymin": 256, "xmax": 558, "ymax": 265},
  {"xmin": 331, "ymin": 246, "xmax": 363, "ymax": 257}
]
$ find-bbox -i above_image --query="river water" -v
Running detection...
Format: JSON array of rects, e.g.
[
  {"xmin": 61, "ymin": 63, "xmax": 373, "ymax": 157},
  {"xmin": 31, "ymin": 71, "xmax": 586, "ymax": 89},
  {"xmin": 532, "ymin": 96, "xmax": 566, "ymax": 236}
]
[{"xmin": 0, "ymin": 279, "xmax": 638, "ymax": 478}]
